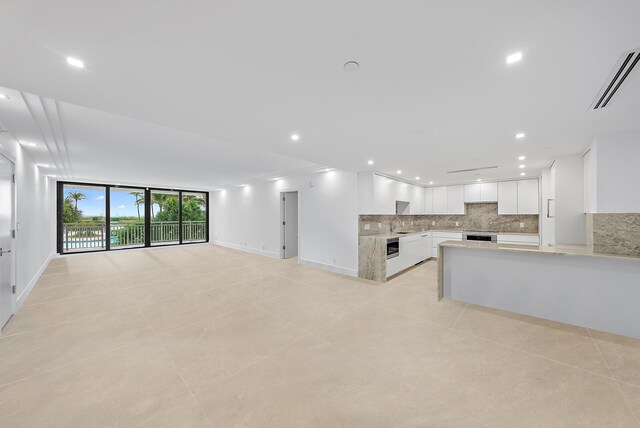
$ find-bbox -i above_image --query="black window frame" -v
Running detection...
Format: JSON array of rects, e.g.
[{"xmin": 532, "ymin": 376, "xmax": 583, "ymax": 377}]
[{"xmin": 57, "ymin": 181, "xmax": 209, "ymax": 255}]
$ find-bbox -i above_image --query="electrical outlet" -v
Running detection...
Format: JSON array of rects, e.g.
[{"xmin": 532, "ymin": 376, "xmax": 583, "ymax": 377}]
[
  {"xmin": 411, "ymin": 221, "xmax": 414, "ymax": 226},
  {"xmin": 455, "ymin": 221, "xmax": 459, "ymax": 227},
  {"xmin": 432, "ymin": 221, "xmax": 435, "ymax": 226},
  {"xmin": 520, "ymin": 222, "xmax": 525, "ymax": 228},
  {"xmin": 402, "ymin": 221, "xmax": 405, "ymax": 226},
  {"xmin": 364, "ymin": 223, "xmax": 370, "ymax": 230},
  {"xmin": 378, "ymin": 223, "xmax": 382, "ymax": 229}
]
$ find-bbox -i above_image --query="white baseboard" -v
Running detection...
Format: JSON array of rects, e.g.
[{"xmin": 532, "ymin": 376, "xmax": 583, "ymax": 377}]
[
  {"xmin": 212, "ymin": 240, "xmax": 280, "ymax": 259},
  {"xmin": 16, "ymin": 252, "xmax": 56, "ymax": 311},
  {"xmin": 298, "ymin": 258, "xmax": 358, "ymax": 277}
]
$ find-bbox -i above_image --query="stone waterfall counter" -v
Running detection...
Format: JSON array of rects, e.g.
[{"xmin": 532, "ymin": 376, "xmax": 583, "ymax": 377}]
[
  {"xmin": 358, "ymin": 235, "xmax": 389, "ymax": 282},
  {"xmin": 438, "ymin": 240, "xmax": 640, "ymax": 338}
]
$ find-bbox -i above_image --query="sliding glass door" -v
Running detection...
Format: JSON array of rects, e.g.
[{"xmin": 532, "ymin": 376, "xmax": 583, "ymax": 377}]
[
  {"xmin": 58, "ymin": 182, "xmax": 209, "ymax": 254},
  {"xmin": 182, "ymin": 192, "xmax": 207, "ymax": 243},
  {"xmin": 110, "ymin": 187, "xmax": 145, "ymax": 249},
  {"xmin": 61, "ymin": 184, "xmax": 107, "ymax": 252},
  {"xmin": 150, "ymin": 190, "xmax": 180, "ymax": 246}
]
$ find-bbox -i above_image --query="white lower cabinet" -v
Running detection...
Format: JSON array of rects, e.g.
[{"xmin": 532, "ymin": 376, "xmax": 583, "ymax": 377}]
[
  {"xmin": 386, "ymin": 233, "xmax": 432, "ymax": 278},
  {"xmin": 497, "ymin": 234, "xmax": 540, "ymax": 246},
  {"xmin": 431, "ymin": 232, "xmax": 463, "ymax": 258}
]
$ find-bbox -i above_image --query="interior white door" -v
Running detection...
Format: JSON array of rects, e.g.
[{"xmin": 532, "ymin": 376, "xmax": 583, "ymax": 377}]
[
  {"xmin": 0, "ymin": 154, "xmax": 15, "ymax": 330},
  {"xmin": 282, "ymin": 191, "xmax": 298, "ymax": 258}
]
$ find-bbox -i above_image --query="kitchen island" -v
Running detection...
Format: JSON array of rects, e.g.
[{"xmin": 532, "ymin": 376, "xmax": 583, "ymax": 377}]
[{"xmin": 438, "ymin": 240, "xmax": 640, "ymax": 338}]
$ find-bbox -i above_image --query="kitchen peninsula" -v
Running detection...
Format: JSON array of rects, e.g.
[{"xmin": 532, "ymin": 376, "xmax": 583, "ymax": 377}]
[{"xmin": 438, "ymin": 240, "xmax": 640, "ymax": 338}]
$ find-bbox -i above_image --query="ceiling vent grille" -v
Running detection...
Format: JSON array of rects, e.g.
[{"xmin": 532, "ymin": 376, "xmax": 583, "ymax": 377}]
[
  {"xmin": 591, "ymin": 48, "xmax": 640, "ymax": 109},
  {"xmin": 447, "ymin": 165, "xmax": 499, "ymax": 174}
]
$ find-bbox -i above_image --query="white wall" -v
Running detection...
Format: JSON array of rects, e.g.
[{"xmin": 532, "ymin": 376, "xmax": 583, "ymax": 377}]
[
  {"xmin": 211, "ymin": 170, "xmax": 359, "ymax": 276},
  {"xmin": 589, "ymin": 130, "xmax": 640, "ymax": 213},
  {"xmin": 554, "ymin": 155, "xmax": 585, "ymax": 245},
  {"xmin": 0, "ymin": 134, "xmax": 55, "ymax": 309}
]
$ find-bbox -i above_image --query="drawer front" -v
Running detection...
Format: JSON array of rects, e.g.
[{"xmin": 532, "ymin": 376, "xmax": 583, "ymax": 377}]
[
  {"xmin": 431, "ymin": 232, "xmax": 463, "ymax": 240},
  {"xmin": 497, "ymin": 234, "xmax": 540, "ymax": 245}
]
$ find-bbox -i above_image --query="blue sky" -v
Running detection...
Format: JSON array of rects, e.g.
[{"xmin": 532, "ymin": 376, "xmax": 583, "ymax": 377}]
[{"xmin": 65, "ymin": 187, "xmax": 145, "ymax": 218}]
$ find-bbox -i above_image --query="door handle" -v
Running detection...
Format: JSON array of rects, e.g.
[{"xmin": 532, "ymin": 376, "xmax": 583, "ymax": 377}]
[{"xmin": 0, "ymin": 249, "xmax": 11, "ymax": 256}]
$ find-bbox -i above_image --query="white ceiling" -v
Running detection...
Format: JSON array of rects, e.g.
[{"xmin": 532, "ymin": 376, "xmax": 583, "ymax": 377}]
[{"xmin": 1, "ymin": 0, "xmax": 640, "ymax": 187}]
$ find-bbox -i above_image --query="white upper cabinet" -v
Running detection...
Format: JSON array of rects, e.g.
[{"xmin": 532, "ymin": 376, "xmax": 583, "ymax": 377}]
[
  {"xmin": 432, "ymin": 187, "xmax": 448, "ymax": 214},
  {"xmin": 464, "ymin": 183, "xmax": 481, "ymax": 202},
  {"xmin": 498, "ymin": 179, "xmax": 539, "ymax": 215},
  {"xmin": 424, "ymin": 187, "xmax": 433, "ymax": 214},
  {"xmin": 447, "ymin": 185, "xmax": 465, "ymax": 214},
  {"xmin": 517, "ymin": 179, "xmax": 539, "ymax": 214},
  {"xmin": 480, "ymin": 182, "xmax": 498, "ymax": 201},
  {"xmin": 498, "ymin": 181, "xmax": 518, "ymax": 214},
  {"xmin": 411, "ymin": 184, "xmax": 425, "ymax": 214},
  {"xmin": 464, "ymin": 182, "xmax": 498, "ymax": 202}
]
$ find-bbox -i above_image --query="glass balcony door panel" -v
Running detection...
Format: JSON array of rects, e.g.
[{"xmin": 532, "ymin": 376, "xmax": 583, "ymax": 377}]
[
  {"xmin": 182, "ymin": 192, "xmax": 207, "ymax": 243},
  {"xmin": 150, "ymin": 190, "xmax": 180, "ymax": 246},
  {"xmin": 110, "ymin": 187, "xmax": 145, "ymax": 249},
  {"xmin": 62, "ymin": 184, "xmax": 107, "ymax": 253}
]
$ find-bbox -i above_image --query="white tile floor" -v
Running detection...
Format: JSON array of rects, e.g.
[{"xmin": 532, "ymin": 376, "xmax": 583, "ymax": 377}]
[{"xmin": 1, "ymin": 244, "xmax": 639, "ymax": 426}]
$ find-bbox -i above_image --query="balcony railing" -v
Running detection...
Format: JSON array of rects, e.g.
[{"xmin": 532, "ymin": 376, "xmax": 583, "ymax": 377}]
[{"xmin": 62, "ymin": 221, "xmax": 207, "ymax": 251}]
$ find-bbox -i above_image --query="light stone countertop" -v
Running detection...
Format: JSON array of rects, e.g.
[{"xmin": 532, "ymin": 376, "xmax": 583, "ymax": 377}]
[
  {"xmin": 438, "ymin": 240, "xmax": 640, "ymax": 262},
  {"xmin": 360, "ymin": 230, "xmax": 540, "ymax": 240}
]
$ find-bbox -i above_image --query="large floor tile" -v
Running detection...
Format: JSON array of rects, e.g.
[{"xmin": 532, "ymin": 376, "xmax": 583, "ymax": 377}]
[
  {"xmin": 159, "ymin": 306, "xmax": 304, "ymax": 393},
  {"xmin": 136, "ymin": 396, "xmax": 210, "ymax": 428},
  {"xmin": 139, "ymin": 287, "xmax": 250, "ymax": 332},
  {"xmin": 1, "ymin": 290, "xmax": 137, "ymax": 335},
  {"xmin": 254, "ymin": 286, "xmax": 360, "ymax": 332},
  {"xmin": 416, "ymin": 331, "xmax": 637, "ymax": 427},
  {"xmin": 0, "ymin": 340, "xmax": 191, "ymax": 427},
  {"xmin": 391, "ymin": 388, "xmax": 483, "ymax": 427},
  {"xmin": 454, "ymin": 305, "xmax": 611, "ymax": 376},
  {"xmin": 591, "ymin": 329, "xmax": 640, "ymax": 387},
  {"xmin": 314, "ymin": 304, "xmax": 449, "ymax": 384},
  {"xmin": 223, "ymin": 274, "xmax": 309, "ymax": 304},
  {"xmin": 195, "ymin": 335, "xmax": 409, "ymax": 427},
  {"xmin": 311, "ymin": 276, "xmax": 388, "ymax": 300},
  {"xmin": 370, "ymin": 286, "xmax": 466, "ymax": 328},
  {"xmin": 0, "ymin": 308, "xmax": 155, "ymax": 386}
]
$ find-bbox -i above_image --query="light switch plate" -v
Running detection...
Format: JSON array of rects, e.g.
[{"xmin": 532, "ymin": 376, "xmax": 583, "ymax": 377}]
[
  {"xmin": 364, "ymin": 223, "xmax": 370, "ymax": 230},
  {"xmin": 520, "ymin": 222, "xmax": 525, "ymax": 228}
]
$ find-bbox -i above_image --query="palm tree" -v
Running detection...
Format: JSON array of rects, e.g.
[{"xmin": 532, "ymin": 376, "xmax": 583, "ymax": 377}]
[
  {"xmin": 152, "ymin": 193, "xmax": 167, "ymax": 217},
  {"xmin": 66, "ymin": 191, "xmax": 86, "ymax": 209},
  {"xmin": 130, "ymin": 191, "xmax": 144, "ymax": 220}
]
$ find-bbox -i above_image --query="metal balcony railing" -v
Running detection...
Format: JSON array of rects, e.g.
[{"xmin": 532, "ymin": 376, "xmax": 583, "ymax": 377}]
[{"xmin": 62, "ymin": 221, "xmax": 207, "ymax": 251}]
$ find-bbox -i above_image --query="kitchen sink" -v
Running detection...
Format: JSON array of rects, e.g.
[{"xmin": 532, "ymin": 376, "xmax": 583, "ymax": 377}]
[{"xmin": 395, "ymin": 232, "xmax": 412, "ymax": 234}]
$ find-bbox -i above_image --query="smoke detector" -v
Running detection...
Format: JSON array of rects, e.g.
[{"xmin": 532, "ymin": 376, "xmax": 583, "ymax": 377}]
[{"xmin": 343, "ymin": 61, "xmax": 359, "ymax": 72}]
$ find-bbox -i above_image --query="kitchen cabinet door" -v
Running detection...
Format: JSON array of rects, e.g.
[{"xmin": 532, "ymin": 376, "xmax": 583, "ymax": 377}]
[
  {"xmin": 424, "ymin": 187, "xmax": 433, "ymax": 214},
  {"xmin": 464, "ymin": 184, "xmax": 481, "ymax": 202},
  {"xmin": 480, "ymin": 182, "xmax": 498, "ymax": 201},
  {"xmin": 498, "ymin": 181, "xmax": 518, "ymax": 215},
  {"xmin": 517, "ymin": 179, "xmax": 539, "ymax": 214},
  {"xmin": 432, "ymin": 187, "xmax": 447, "ymax": 214},
  {"xmin": 410, "ymin": 184, "xmax": 425, "ymax": 214},
  {"xmin": 373, "ymin": 175, "xmax": 395, "ymax": 214},
  {"xmin": 447, "ymin": 185, "xmax": 465, "ymax": 214},
  {"xmin": 419, "ymin": 234, "xmax": 430, "ymax": 260}
]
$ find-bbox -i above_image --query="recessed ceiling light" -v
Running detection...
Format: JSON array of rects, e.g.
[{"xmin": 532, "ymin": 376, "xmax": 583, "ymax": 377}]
[
  {"xmin": 66, "ymin": 56, "xmax": 85, "ymax": 68},
  {"xmin": 367, "ymin": 160, "xmax": 374, "ymax": 165},
  {"xmin": 20, "ymin": 141, "xmax": 38, "ymax": 147},
  {"xmin": 343, "ymin": 61, "xmax": 360, "ymax": 72},
  {"xmin": 519, "ymin": 164, "xmax": 526, "ymax": 169},
  {"xmin": 506, "ymin": 52, "xmax": 523, "ymax": 64},
  {"xmin": 0, "ymin": 93, "xmax": 9, "ymax": 100},
  {"xmin": 520, "ymin": 172, "xmax": 526, "ymax": 176},
  {"xmin": 38, "ymin": 163, "xmax": 51, "ymax": 168},
  {"xmin": 518, "ymin": 155, "xmax": 526, "ymax": 161},
  {"xmin": 290, "ymin": 134, "xmax": 300, "ymax": 141},
  {"xmin": 396, "ymin": 170, "xmax": 402, "ymax": 174},
  {"xmin": 515, "ymin": 133, "xmax": 525, "ymax": 139},
  {"xmin": 415, "ymin": 176, "xmax": 420, "ymax": 180},
  {"xmin": 476, "ymin": 178, "xmax": 482, "ymax": 182},
  {"xmin": 429, "ymin": 181, "xmax": 434, "ymax": 185}
]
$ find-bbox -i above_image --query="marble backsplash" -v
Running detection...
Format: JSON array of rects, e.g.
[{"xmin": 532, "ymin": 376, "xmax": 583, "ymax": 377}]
[
  {"xmin": 587, "ymin": 213, "xmax": 640, "ymax": 257},
  {"xmin": 359, "ymin": 203, "xmax": 539, "ymax": 235}
]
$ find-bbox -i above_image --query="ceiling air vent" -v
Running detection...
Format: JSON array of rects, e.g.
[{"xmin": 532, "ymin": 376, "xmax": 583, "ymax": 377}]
[
  {"xmin": 447, "ymin": 166, "xmax": 499, "ymax": 174},
  {"xmin": 591, "ymin": 48, "xmax": 640, "ymax": 109}
]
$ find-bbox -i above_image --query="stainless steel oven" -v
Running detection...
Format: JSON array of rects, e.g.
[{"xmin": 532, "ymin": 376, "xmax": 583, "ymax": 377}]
[
  {"xmin": 386, "ymin": 237, "xmax": 399, "ymax": 259},
  {"xmin": 463, "ymin": 233, "xmax": 497, "ymax": 243}
]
